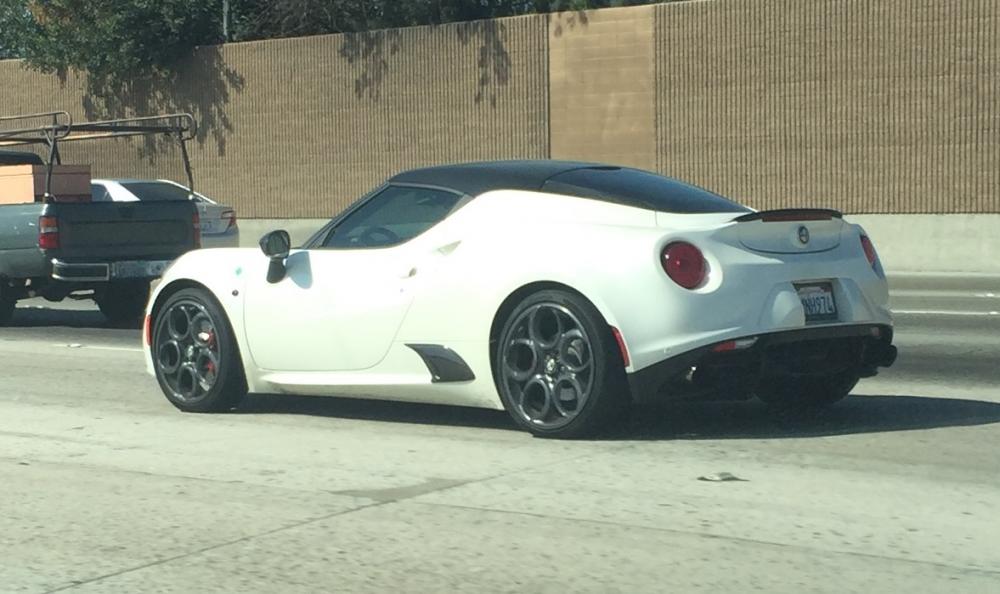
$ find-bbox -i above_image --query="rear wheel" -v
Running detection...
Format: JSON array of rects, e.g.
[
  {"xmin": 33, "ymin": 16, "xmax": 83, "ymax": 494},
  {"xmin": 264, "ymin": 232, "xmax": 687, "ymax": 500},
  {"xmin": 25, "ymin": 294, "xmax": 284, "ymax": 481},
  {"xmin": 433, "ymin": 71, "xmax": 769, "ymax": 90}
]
[
  {"xmin": 755, "ymin": 371, "xmax": 860, "ymax": 410},
  {"xmin": 494, "ymin": 289, "xmax": 629, "ymax": 439},
  {"xmin": 0, "ymin": 294, "xmax": 14, "ymax": 326},
  {"xmin": 97, "ymin": 281, "xmax": 150, "ymax": 327},
  {"xmin": 152, "ymin": 288, "xmax": 247, "ymax": 413}
]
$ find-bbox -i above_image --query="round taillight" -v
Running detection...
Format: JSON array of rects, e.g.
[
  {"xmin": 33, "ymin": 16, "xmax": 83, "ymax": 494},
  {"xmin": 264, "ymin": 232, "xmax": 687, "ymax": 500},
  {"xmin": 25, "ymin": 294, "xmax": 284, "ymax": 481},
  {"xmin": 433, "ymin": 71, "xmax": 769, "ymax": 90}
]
[
  {"xmin": 661, "ymin": 242, "xmax": 706, "ymax": 289},
  {"xmin": 860, "ymin": 234, "xmax": 877, "ymax": 267}
]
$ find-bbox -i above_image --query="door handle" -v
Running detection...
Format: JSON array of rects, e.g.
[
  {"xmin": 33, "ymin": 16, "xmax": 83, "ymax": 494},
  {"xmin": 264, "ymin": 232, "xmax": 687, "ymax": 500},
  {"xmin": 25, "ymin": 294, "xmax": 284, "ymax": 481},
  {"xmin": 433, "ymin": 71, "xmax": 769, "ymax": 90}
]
[{"xmin": 401, "ymin": 267, "xmax": 418, "ymax": 279}]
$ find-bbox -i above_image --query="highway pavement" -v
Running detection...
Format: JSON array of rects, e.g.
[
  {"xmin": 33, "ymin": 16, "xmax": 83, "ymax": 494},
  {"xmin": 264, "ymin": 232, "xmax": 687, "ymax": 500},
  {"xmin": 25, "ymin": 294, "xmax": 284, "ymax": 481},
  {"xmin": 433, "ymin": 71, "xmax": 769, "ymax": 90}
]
[{"xmin": 0, "ymin": 275, "xmax": 997, "ymax": 593}]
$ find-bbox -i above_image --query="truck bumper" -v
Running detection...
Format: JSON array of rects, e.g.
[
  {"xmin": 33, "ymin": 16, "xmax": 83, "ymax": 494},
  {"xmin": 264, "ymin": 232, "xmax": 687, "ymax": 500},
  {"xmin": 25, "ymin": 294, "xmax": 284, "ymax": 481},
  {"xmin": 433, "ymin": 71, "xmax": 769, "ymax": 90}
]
[{"xmin": 52, "ymin": 258, "xmax": 172, "ymax": 282}]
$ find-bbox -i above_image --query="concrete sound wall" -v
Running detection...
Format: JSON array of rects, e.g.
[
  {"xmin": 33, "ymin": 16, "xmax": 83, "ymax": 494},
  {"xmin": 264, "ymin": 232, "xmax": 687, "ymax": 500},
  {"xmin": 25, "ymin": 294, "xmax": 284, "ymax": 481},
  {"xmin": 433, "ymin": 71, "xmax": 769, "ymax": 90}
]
[
  {"xmin": 1, "ymin": 0, "xmax": 997, "ymax": 229},
  {"xmin": 0, "ymin": 15, "xmax": 550, "ymax": 219}
]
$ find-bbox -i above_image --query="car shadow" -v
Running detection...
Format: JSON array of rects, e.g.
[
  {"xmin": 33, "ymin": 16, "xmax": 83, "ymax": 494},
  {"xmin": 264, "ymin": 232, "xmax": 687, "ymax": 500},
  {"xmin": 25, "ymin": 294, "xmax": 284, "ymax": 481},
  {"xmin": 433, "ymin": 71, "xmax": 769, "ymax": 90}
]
[
  {"xmin": 235, "ymin": 392, "xmax": 1000, "ymax": 439},
  {"xmin": 614, "ymin": 394, "xmax": 1000, "ymax": 441},
  {"xmin": 8, "ymin": 305, "xmax": 135, "ymax": 330},
  {"xmin": 237, "ymin": 393, "xmax": 516, "ymax": 432}
]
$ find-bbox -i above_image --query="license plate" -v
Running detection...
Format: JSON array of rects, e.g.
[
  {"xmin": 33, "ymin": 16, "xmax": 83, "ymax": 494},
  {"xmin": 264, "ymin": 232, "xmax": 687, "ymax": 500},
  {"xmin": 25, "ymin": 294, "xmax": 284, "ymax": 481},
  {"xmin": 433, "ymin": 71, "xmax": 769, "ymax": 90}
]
[
  {"xmin": 111, "ymin": 260, "xmax": 171, "ymax": 279},
  {"xmin": 795, "ymin": 282, "xmax": 838, "ymax": 322}
]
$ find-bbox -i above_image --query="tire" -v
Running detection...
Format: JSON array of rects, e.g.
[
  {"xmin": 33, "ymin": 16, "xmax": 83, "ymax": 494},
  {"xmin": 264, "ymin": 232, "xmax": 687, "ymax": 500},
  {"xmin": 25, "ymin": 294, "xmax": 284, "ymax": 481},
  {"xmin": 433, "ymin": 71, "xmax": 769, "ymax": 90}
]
[
  {"xmin": 97, "ymin": 281, "xmax": 151, "ymax": 327},
  {"xmin": 0, "ymin": 295, "xmax": 14, "ymax": 326},
  {"xmin": 151, "ymin": 288, "xmax": 247, "ymax": 413},
  {"xmin": 494, "ymin": 289, "xmax": 629, "ymax": 439},
  {"xmin": 755, "ymin": 371, "xmax": 860, "ymax": 411}
]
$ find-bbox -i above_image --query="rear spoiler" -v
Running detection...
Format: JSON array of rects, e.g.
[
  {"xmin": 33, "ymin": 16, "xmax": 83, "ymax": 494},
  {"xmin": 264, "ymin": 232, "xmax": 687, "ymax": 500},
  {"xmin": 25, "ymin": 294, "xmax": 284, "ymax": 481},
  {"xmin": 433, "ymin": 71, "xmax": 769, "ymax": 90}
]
[{"xmin": 733, "ymin": 208, "xmax": 843, "ymax": 223}]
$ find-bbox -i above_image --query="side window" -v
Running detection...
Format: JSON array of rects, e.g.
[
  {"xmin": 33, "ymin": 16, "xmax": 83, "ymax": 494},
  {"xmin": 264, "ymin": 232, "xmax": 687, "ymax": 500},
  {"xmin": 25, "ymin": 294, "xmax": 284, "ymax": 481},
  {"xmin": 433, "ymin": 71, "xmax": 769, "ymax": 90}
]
[{"xmin": 322, "ymin": 185, "xmax": 462, "ymax": 249}]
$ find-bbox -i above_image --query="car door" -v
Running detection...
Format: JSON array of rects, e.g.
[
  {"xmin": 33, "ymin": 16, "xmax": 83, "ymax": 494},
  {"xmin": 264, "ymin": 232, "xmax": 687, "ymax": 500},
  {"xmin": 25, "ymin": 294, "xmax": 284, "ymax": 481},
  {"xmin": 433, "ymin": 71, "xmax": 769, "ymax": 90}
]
[{"xmin": 242, "ymin": 184, "xmax": 464, "ymax": 373}]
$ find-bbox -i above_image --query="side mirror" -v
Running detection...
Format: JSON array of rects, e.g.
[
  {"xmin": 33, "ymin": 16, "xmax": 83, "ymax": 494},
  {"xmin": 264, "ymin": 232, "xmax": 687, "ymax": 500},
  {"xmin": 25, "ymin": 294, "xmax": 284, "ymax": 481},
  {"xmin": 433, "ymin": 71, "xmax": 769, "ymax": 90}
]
[
  {"xmin": 260, "ymin": 230, "xmax": 290, "ymax": 259},
  {"xmin": 259, "ymin": 230, "xmax": 291, "ymax": 283}
]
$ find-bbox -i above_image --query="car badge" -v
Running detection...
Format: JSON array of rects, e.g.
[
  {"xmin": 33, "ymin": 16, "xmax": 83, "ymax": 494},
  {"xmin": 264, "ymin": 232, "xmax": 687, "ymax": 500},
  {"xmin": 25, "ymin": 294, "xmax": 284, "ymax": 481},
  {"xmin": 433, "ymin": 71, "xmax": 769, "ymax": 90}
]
[{"xmin": 798, "ymin": 226, "xmax": 810, "ymax": 245}]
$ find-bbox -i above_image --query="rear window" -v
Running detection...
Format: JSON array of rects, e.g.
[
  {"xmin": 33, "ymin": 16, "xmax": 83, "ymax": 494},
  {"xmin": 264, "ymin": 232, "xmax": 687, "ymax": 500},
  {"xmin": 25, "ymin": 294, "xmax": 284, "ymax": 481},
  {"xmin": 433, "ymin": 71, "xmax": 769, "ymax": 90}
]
[
  {"xmin": 541, "ymin": 167, "xmax": 750, "ymax": 214},
  {"xmin": 120, "ymin": 182, "xmax": 192, "ymax": 202}
]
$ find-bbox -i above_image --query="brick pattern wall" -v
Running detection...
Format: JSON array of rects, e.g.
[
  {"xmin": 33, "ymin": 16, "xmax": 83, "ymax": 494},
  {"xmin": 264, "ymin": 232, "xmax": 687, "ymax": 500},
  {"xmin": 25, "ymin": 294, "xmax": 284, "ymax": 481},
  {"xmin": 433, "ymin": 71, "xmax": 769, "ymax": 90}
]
[
  {"xmin": 0, "ymin": 15, "xmax": 549, "ymax": 218},
  {"xmin": 549, "ymin": 6, "xmax": 656, "ymax": 170},
  {"xmin": 655, "ymin": 0, "xmax": 1000, "ymax": 213},
  {"xmin": 0, "ymin": 1, "xmax": 997, "ymax": 216}
]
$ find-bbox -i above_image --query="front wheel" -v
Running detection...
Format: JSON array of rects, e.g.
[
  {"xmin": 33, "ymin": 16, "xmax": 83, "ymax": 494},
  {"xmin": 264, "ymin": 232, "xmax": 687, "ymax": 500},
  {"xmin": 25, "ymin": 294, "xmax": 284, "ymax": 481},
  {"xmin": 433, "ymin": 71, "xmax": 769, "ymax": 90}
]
[
  {"xmin": 755, "ymin": 371, "xmax": 860, "ymax": 410},
  {"xmin": 494, "ymin": 289, "xmax": 629, "ymax": 439},
  {"xmin": 152, "ymin": 288, "xmax": 247, "ymax": 413}
]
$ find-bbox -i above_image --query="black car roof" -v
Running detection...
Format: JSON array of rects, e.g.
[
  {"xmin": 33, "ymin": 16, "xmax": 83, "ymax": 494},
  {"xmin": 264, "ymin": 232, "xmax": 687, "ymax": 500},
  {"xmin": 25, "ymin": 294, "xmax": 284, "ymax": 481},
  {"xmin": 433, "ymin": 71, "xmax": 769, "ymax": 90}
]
[
  {"xmin": 388, "ymin": 160, "xmax": 604, "ymax": 196},
  {"xmin": 388, "ymin": 160, "xmax": 749, "ymax": 214}
]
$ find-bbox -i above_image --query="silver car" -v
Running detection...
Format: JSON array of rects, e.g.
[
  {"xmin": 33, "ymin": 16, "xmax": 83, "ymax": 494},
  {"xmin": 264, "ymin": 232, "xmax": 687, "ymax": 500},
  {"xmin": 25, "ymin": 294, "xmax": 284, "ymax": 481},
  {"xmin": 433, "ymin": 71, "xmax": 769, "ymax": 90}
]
[{"xmin": 91, "ymin": 179, "xmax": 239, "ymax": 248}]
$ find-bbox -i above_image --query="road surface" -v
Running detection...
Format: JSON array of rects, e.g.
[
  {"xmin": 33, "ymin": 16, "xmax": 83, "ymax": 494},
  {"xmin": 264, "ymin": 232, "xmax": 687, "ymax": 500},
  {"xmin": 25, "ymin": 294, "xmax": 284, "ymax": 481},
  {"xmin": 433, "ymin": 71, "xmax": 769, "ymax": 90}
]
[{"xmin": 1, "ymin": 276, "xmax": 998, "ymax": 593}]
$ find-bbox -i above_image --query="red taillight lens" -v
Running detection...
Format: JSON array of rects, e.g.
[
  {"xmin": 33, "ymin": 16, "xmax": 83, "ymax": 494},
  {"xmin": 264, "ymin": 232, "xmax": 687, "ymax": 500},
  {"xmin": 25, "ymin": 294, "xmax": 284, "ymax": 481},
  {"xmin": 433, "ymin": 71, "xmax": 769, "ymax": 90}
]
[
  {"xmin": 661, "ymin": 242, "xmax": 707, "ymax": 289},
  {"xmin": 38, "ymin": 216, "xmax": 60, "ymax": 250},
  {"xmin": 860, "ymin": 234, "xmax": 878, "ymax": 268},
  {"xmin": 221, "ymin": 209, "xmax": 237, "ymax": 231},
  {"xmin": 192, "ymin": 211, "xmax": 202, "ymax": 249}
]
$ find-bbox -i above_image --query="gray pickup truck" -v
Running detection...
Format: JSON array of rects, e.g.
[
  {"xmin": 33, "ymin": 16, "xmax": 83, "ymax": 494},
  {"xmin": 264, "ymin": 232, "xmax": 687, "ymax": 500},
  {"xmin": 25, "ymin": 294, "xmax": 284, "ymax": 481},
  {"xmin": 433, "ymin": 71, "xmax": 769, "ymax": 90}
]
[{"xmin": 0, "ymin": 113, "xmax": 203, "ymax": 326}]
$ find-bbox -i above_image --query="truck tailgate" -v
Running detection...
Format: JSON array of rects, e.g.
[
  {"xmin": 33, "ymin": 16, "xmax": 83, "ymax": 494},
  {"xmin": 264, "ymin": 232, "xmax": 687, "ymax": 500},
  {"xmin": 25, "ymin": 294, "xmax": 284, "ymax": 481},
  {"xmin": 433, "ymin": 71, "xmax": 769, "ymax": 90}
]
[{"xmin": 47, "ymin": 201, "xmax": 198, "ymax": 261}]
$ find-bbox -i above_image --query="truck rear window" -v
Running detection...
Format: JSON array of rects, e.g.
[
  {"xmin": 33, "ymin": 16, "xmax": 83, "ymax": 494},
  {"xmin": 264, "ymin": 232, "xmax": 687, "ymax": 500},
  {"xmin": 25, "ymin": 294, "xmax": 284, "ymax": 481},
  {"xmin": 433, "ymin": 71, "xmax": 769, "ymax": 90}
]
[{"xmin": 541, "ymin": 167, "xmax": 750, "ymax": 214}]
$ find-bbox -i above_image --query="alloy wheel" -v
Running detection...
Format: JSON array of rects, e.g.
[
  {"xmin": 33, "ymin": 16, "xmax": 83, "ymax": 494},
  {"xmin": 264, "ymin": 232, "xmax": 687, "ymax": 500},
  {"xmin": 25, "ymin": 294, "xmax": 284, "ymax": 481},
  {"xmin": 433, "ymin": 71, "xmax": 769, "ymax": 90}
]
[
  {"xmin": 501, "ymin": 303, "xmax": 595, "ymax": 430},
  {"xmin": 156, "ymin": 299, "xmax": 221, "ymax": 403}
]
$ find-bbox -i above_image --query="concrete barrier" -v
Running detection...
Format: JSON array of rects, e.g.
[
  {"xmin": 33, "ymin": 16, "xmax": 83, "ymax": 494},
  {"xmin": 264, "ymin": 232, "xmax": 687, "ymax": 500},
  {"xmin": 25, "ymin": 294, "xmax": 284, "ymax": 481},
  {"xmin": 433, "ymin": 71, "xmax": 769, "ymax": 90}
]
[
  {"xmin": 238, "ymin": 214, "xmax": 1000, "ymax": 275},
  {"xmin": 238, "ymin": 219, "xmax": 328, "ymax": 250},
  {"xmin": 851, "ymin": 215, "xmax": 1000, "ymax": 275}
]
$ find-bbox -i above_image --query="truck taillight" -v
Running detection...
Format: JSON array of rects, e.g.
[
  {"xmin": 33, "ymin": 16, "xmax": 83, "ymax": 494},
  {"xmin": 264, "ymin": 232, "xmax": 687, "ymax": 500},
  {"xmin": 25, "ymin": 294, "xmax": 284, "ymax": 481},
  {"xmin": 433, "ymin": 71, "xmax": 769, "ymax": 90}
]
[
  {"xmin": 38, "ymin": 216, "xmax": 60, "ymax": 250},
  {"xmin": 192, "ymin": 211, "xmax": 201, "ymax": 249},
  {"xmin": 221, "ymin": 209, "xmax": 237, "ymax": 231}
]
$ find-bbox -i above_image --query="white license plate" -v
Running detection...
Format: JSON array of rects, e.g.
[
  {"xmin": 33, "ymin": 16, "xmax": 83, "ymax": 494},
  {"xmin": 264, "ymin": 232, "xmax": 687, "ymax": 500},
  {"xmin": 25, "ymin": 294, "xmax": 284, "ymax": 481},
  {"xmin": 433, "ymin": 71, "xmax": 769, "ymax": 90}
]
[
  {"xmin": 796, "ymin": 282, "xmax": 838, "ymax": 322},
  {"xmin": 111, "ymin": 260, "xmax": 171, "ymax": 279}
]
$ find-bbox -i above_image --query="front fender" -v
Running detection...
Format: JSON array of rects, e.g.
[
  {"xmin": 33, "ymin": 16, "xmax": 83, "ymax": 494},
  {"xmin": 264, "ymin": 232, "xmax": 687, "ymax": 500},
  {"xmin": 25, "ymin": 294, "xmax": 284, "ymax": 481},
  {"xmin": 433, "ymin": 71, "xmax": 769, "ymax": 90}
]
[{"xmin": 144, "ymin": 248, "xmax": 261, "ymax": 387}]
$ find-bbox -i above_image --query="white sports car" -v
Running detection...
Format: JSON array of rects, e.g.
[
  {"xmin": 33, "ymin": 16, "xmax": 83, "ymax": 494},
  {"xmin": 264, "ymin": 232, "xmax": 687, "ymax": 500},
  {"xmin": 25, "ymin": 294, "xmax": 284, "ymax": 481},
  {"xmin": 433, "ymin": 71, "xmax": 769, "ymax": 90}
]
[{"xmin": 143, "ymin": 161, "xmax": 897, "ymax": 438}]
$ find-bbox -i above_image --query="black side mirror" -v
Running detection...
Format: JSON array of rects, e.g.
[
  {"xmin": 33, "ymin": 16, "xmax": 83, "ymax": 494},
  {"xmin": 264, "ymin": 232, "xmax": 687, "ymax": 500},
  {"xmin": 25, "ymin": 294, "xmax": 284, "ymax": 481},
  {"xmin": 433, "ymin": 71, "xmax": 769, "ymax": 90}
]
[{"xmin": 260, "ymin": 230, "xmax": 291, "ymax": 283}]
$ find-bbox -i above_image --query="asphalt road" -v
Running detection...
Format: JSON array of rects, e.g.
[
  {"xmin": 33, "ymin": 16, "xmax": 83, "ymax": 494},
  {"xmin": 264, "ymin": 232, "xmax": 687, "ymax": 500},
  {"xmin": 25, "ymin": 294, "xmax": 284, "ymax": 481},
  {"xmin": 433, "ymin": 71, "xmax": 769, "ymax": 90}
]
[{"xmin": 1, "ymin": 276, "xmax": 998, "ymax": 593}]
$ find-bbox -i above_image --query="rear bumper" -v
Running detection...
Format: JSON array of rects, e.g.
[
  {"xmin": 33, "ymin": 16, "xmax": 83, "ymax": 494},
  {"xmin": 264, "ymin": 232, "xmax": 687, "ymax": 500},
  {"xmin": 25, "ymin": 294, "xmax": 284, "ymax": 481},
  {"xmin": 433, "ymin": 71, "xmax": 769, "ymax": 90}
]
[
  {"xmin": 200, "ymin": 228, "xmax": 240, "ymax": 249},
  {"xmin": 51, "ymin": 258, "xmax": 172, "ymax": 282},
  {"xmin": 627, "ymin": 323, "xmax": 896, "ymax": 404}
]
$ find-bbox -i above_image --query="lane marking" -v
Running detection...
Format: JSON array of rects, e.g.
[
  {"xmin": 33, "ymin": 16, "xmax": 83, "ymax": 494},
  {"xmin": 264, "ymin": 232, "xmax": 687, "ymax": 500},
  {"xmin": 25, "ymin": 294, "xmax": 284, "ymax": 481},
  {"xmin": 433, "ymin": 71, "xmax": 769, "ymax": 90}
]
[
  {"xmin": 892, "ymin": 309, "xmax": 999, "ymax": 317},
  {"xmin": 55, "ymin": 343, "xmax": 143, "ymax": 353},
  {"xmin": 892, "ymin": 290, "xmax": 998, "ymax": 299}
]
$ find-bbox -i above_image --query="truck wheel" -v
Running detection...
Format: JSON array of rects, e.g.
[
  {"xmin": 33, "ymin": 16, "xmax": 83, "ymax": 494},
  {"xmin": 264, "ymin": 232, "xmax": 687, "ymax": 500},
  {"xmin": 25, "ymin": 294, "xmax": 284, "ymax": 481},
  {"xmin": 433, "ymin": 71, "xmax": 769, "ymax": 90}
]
[
  {"xmin": 0, "ymin": 295, "xmax": 14, "ymax": 326},
  {"xmin": 97, "ymin": 281, "xmax": 150, "ymax": 327}
]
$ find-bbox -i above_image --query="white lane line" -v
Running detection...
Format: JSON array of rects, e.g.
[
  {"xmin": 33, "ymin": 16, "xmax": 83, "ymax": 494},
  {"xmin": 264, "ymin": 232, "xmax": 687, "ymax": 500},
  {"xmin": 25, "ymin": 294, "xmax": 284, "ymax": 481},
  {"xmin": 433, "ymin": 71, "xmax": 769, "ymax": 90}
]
[
  {"xmin": 55, "ymin": 343, "xmax": 143, "ymax": 353},
  {"xmin": 892, "ymin": 309, "xmax": 1000, "ymax": 317},
  {"xmin": 891, "ymin": 290, "xmax": 999, "ymax": 298}
]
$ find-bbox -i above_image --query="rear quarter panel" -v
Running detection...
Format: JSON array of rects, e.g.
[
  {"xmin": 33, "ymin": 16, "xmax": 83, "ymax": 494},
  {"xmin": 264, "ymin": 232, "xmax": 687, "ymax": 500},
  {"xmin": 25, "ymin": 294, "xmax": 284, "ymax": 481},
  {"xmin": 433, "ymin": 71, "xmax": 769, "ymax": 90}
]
[{"xmin": 396, "ymin": 192, "xmax": 890, "ymax": 377}]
